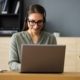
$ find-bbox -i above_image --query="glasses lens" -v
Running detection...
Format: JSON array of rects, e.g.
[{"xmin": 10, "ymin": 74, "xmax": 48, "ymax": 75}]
[{"xmin": 28, "ymin": 20, "xmax": 44, "ymax": 26}]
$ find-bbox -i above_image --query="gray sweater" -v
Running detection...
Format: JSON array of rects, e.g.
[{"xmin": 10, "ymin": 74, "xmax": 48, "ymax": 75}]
[{"xmin": 8, "ymin": 31, "xmax": 57, "ymax": 72}]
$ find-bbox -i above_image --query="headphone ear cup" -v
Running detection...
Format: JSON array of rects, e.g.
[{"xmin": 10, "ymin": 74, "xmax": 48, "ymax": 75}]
[
  {"xmin": 22, "ymin": 17, "xmax": 27, "ymax": 31},
  {"xmin": 25, "ymin": 17, "xmax": 27, "ymax": 22}
]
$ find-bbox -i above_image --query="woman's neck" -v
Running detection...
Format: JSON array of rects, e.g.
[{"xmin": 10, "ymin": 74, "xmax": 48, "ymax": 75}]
[
  {"xmin": 27, "ymin": 30, "xmax": 41, "ymax": 43},
  {"xmin": 27, "ymin": 30, "xmax": 40, "ymax": 37}
]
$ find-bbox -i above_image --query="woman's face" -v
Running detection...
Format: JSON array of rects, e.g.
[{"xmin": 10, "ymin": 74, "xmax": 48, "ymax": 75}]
[{"xmin": 27, "ymin": 13, "xmax": 44, "ymax": 32}]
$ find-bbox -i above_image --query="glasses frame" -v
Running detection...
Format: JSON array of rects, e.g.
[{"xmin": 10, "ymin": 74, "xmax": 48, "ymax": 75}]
[{"xmin": 28, "ymin": 19, "xmax": 44, "ymax": 26}]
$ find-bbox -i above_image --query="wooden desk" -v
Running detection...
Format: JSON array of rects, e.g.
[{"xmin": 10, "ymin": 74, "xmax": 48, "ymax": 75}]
[{"xmin": 0, "ymin": 72, "xmax": 80, "ymax": 80}]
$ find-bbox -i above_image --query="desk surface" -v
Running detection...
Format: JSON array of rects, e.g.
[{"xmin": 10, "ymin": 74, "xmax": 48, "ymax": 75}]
[{"xmin": 0, "ymin": 72, "xmax": 80, "ymax": 80}]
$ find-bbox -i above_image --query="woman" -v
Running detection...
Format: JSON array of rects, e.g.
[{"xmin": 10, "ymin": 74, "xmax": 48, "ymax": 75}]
[{"xmin": 8, "ymin": 4, "xmax": 57, "ymax": 72}]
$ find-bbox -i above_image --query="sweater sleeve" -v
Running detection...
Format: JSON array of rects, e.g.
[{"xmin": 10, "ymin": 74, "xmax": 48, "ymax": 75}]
[{"xmin": 8, "ymin": 33, "xmax": 21, "ymax": 72}]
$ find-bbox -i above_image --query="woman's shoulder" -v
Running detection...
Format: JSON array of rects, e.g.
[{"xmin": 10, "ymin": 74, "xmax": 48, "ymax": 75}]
[
  {"xmin": 42, "ymin": 31, "xmax": 54, "ymax": 37},
  {"xmin": 42, "ymin": 31, "xmax": 57, "ymax": 44},
  {"xmin": 11, "ymin": 31, "xmax": 26, "ymax": 39}
]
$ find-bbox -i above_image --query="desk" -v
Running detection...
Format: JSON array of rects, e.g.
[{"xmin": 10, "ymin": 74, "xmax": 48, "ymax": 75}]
[{"xmin": 0, "ymin": 72, "xmax": 80, "ymax": 80}]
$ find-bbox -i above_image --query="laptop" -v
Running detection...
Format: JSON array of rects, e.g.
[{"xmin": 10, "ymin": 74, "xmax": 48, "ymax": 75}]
[{"xmin": 21, "ymin": 44, "xmax": 66, "ymax": 73}]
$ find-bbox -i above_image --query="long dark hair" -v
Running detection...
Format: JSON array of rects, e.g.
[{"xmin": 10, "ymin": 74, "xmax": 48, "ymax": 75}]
[{"xmin": 23, "ymin": 4, "xmax": 46, "ymax": 31}]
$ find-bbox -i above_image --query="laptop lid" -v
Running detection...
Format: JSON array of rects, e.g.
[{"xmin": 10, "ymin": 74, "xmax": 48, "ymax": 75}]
[{"xmin": 21, "ymin": 44, "xmax": 66, "ymax": 73}]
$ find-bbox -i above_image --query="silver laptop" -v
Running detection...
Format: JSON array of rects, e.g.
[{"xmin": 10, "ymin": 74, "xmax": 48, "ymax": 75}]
[{"xmin": 21, "ymin": 44, "xmax": 66, "ymax": 73}]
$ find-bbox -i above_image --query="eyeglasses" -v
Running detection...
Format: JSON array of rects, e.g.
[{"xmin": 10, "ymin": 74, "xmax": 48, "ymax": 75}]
[{"xmin": 28, "ymin": 19, "xmax": 44, "ymax": 26}]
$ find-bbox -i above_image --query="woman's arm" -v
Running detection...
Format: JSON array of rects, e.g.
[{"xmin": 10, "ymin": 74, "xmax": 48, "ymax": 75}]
[{"xmin": 8, "ymin": 33, "xmax": 21, "ymax": 72}]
